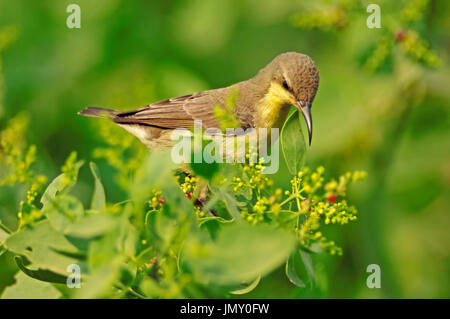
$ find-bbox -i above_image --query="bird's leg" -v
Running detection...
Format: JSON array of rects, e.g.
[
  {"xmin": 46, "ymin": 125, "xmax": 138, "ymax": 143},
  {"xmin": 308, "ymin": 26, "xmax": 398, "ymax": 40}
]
[{"xmin": 176, "ymin": 169, "xmax": 218, "ymax": 217}]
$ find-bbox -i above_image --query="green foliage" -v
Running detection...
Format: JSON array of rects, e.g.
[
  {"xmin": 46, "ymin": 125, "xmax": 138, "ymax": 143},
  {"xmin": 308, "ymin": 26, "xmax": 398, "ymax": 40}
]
[
  {"xmin": 185, "ymin": 224, "xmax": 295, "ymax": 285},
  {"xmin": 2, "ymin": 271, "xmax": 61, "ymax": 299},
  {"xmin": 291, "ymin": 0, "xmax": 441, "ymax": 72},
  {"xmin": 0, "ymin": 0, "xmax": 448, "ymax": 299},
  {"xmin": 0, "ymin": 113, "xmax": 48, "ymax": 229},
  {"xmin": 0, "ymin": 112, "xmax": 365, "ymax": 298},
  {"xmin": 289, "ymin": 0, "xmax": 449, "ymax": 298},
  {"xmin": 0, "ymin": 25, "xmax": 19, "ymax": 117},
  {"xmin": 92, "ymin": 119, "xmax": 147, "ymax": 191}
]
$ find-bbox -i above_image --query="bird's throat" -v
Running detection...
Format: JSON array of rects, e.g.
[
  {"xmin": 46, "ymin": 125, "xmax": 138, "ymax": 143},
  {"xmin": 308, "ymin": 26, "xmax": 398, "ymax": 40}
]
[{"xmin": 255, "ymin": 82, "xmax": 292, "ymax": 129}]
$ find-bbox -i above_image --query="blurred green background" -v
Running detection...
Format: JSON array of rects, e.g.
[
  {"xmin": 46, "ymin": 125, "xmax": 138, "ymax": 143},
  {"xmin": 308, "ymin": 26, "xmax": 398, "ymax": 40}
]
[{"xmin": 0, "ymin": 0, "xmax": 449, "ymax": 298}]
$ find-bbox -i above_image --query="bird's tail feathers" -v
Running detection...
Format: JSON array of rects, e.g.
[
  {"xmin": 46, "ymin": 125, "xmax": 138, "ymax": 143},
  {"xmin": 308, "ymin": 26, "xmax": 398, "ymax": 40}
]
[{"xmin": 78, "ymin": 106, "xmax": 120, "ymax": 119}]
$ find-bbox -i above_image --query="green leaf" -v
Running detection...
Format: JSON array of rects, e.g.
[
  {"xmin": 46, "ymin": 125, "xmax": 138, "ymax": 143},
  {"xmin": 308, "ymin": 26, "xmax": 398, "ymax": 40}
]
[
  {"xmin": 198, "ymin": 216, "xmax": 234, "ymax": 227},
  {"xmin": 15, "ymin": 256, "xmax": 68, "ymax": 284},
  {"xmin": 73, "ymin": 259, "xmax": 122, "ymax": 299},
  {"xmin": 281, "ymin": 109, "xmax": 307, "ymax": 175},
  {"xmin": 300, "ymin": 242, "xmax": 323, "ymax": 254},
  {"xmin": 65, "ymin": 213, "xmax": 117, "ymax": 239},
  {"xmin": 0, "ymin": 220, "xmax": 12, "ymax": 235},
  {"xmin": 131, "ymin": 152, "xmax": 174, "ymax": 204},
  {"xmin": 0, "ymin": 227, "xmax": 9, "ymax": 243},
  {"xmin": 185, "ymin": 224, "xmax": 295, "ymax": 285},
  {"xmin": 5, "ymin": 220, "xmax": 86, "ymax": 276},
  {"xmin": 41, "ymin": 173, "xmax": 66, "ymax": 208},
  {"xmin": 285, "ymin": 253, "xmax": 306, "ymax": 288},
  {"xmin": 220, "ymin": 189, "xmax": 243, "ymax": 223},
  {"xmin": 230, "ymin": 275, "xmax": 261, "ymax": 295},
  {"xmin": 87, "ymin": 227, "xmax": 122, "ymax": 268},
  {"xmin": 132, "ymin": 152, "xmax": 196, "ymax": 223},
  {"xmin": 89, "ymin": 162, "xmax": 106, "ymax": 211},
  {"xmin": 45, "ymin": 195, "xmax": 84, "ymax": 233},
  {"xmin": 41, "ymin": 160, "xmax": 84, "ymax": 209},
  {"xmin": 117, "ymin": 220, "xmax": 138, "ymax": 258},
  {"xmin": 299, "ymin": 248, "xmax": 316, "ymax": 286},
  {"xmin": 1, "ymin": 271, "xmax": 61, "ymax": 299},
  {"xmin": 44, "ymin": 190, "xmax": 115, "ymax": 239}
]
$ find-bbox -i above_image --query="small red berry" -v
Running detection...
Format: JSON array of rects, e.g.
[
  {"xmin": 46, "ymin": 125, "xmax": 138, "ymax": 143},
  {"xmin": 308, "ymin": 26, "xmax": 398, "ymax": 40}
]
[
  {"xmin": 395, "ymin": 30, "xmax": 406, "ymax": 42},
  {"xmin": 327, "ymin": 194, "xmax": 337, "ymax": 203},
  {"xmin": 159, "ymin": 197, "xmax": 166, "ymax": 205},
  {"xmin": 185, "ymin": 193, "xmax": 192, "ymax": 200}
]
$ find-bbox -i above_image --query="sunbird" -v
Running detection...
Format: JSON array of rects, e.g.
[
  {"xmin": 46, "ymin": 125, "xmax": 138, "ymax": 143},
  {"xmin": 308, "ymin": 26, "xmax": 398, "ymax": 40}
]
[{"xmin": 79, "ymin": 52, "xmax": 319, "ymax": 149}]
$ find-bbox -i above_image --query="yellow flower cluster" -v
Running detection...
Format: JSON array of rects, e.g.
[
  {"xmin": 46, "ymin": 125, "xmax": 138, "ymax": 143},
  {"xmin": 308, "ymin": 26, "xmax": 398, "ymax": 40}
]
[
  {"xmin": 401, "ymin": 0, "xmax": 430, "ymax": 23},
  {"xmin": 149, "ymin": 189, "xmax": 164, "ymax": 210},
  {"xmin": 364, "ymin": 37, "xmax": 392, "ymax": 73},
  {"xmin": 242, "ymin": 197, "xmax": 268, "ymax": 224},
  {"xmin": 291, "ymin": 0, "xmax": 441, "ymax": 71},
  {"xmin": 232, "ymin": 153, "xmax": 273, "ymax": 193},
  {"xmin": 324, "ymin": 170, "xmax": 366, "ymax": 197},
  {"xmin": 0, "ymin": 114, "xmax": 49, "ymax": 228},
  {"xmin": 61, "ymin": 151, "xmax": 80, "ymax": 183},
  {"xmin": 290, "ymin": 4, "xmax": 348, "ymax": 31},
  {"xmin": 0, "ymin": 113, "xmax": 40, "ymax": 186},
  {"xmin": 179, "ymin": 175, "xmax": 199, "ymax": 195},
  {"xmin": 231, "ymin": 161, "xmax": 365, "ymax": 255},
  {"xmin": 398, "ymin": 30, "xmax": 440, "ymax": 68}
]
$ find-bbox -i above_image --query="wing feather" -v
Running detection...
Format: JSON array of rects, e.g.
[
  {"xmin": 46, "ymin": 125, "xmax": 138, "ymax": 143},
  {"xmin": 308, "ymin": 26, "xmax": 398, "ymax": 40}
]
[{"xmin": 112, "ymin": 92, "xmax": 222, "ymax": 129}]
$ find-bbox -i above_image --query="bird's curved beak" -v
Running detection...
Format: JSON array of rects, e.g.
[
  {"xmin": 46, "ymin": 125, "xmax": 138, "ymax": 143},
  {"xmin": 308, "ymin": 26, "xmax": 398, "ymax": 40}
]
[{"xmin": 296, "ymin": 100, "xmax": 313, "ymax": 145}]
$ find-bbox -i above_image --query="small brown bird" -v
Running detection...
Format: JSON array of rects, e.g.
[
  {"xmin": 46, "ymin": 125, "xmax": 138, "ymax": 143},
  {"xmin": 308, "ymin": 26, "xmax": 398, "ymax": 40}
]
[{"xmin": 79, "ymin": 52, "xmax": 319, "ymax": 149}]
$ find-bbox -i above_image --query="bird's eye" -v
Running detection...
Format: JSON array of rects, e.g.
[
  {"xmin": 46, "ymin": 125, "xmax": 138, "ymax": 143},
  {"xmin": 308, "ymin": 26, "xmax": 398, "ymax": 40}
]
[{"xmin": 282, "ymin": 80, "xmax": 290, "ymax": 91}]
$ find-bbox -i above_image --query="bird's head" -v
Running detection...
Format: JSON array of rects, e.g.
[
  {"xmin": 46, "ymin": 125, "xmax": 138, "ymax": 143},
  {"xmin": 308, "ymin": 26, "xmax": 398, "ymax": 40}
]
[{"xmin": 262, "ymin": 52, "xmax": 319, "ymax": 145}]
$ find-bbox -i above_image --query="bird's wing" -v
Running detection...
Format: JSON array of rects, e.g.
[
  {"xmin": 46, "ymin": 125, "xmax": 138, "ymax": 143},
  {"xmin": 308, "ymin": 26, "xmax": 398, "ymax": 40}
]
[{"xmin": 112, "ymin": 92, "xmax": 222, "ymax": 129}]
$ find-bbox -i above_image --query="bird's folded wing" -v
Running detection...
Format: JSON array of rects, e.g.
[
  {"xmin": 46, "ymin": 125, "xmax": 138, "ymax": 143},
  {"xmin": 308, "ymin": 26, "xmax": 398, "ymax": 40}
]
[{"xmin": 112, "ymin": 92, "xmax": 221, "ymax": 129}]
